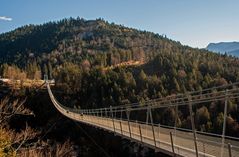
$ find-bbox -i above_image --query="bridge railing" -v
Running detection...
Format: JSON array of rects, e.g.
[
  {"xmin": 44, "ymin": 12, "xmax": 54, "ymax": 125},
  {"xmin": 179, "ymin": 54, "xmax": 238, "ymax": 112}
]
[{"xmin": 46, "ymin": 81, "xmax": 239, "ymax": 157}]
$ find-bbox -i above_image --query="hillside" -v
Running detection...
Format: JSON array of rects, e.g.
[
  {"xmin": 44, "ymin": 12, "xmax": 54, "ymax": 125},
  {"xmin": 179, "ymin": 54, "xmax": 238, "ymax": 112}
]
[
  {"xmin": 1, "ymin": 18, "xmax": 239, "ymax": 92},
  {"xmin": 207, "ymin": 42, "xmax": 239, "ymax": 57},
  {"xmin": 1, "ymin": 17, "xmax": 239, "ymax": 153},
  {"xmin": 0, "ymin": 17, "xmax": 181, "ymax": 67}
]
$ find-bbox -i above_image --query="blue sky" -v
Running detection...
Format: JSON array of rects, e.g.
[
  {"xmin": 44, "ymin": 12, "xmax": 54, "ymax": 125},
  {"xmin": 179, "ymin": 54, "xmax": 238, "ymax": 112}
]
[{"xmin": 0, "ymin": 0, "xmax": 238, "ymax": 48}]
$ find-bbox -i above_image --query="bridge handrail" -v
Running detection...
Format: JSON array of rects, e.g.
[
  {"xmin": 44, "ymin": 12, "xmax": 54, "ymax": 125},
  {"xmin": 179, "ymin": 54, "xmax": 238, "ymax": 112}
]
[
  {"xmin": 100, "ymin": 82, "xmax": 239, "ymax": 110},
  {"xmin": 80, "ymin": 87, "xmax": 239, "ymax": 113},
  {"xmin": 81, "ymin": 89, "xmax": 239, "ymax": 113},
  {"xmin": 46, "ymin": 81, "xmax": 239, "ymax": 157},
  {"xmin": 47, "ymin": 82, "xmax": 239, "ymax": 141}
]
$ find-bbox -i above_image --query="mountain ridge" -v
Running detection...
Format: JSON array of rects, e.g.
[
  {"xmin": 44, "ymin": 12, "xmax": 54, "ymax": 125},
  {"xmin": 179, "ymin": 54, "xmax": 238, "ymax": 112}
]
[{"xmin": 206, "ymin": 41, "xmax": 239, "ymax": 57}]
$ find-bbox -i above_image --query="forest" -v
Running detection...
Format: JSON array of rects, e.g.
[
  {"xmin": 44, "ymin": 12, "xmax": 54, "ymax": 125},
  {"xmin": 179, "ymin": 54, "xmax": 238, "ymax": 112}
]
[{"xmin": 0, "ymin": 17, "xmax": 239, "ymax": 156}]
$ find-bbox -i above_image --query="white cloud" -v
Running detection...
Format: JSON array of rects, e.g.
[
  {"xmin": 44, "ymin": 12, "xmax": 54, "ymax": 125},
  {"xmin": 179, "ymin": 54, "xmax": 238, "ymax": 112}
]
[{"xmin": 0, "ymin": 16, "xmax": 12, "ymax": 21}]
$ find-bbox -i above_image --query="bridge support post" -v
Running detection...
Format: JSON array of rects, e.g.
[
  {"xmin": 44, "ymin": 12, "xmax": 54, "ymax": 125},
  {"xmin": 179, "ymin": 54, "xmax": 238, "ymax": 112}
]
[
  {"xmin": 146, "ymin": 109, "xmax": 149, "ymax": 125},
  {"xmin": 44, "ymin": 74, "xmax": 48, "ymax": 83},
  {"xmin": 139, "ymin": 124, "xmax": 143, "ymax": 143},
  {"xmin": 120, "ymin": 121, "xmax": 123, "ymax": 135},
  {"xmin": 110, "ymin": 106, "xmax": 116, "ymax": 134},
  {"xmin": 88, "ymin": 110, "xmax": 91, "ymax": 122},
  {"xmin": 170, "ymin": 132, "xmax": 175, "ymax": 157},
  {"xmin": 120, "ymin": 107, "xmax": 123, "ymax": 121},
  {"xmin": 105, "ymin": 108, "xmax": 107, "ymax": 117},
  {"xmin": 188, "ymin": 96, "xmax": 199, "ymax": 157},
  {"xmin": 221, "ymin": 90, "xmax": 228, "ymax": 157},
  {"xmin": 114, "ymin": 108, "xmax": 117, "ymax": 120},
  {"xmin": 158, "ymin": 123, "xmax": 161, "ymax": 145},
  {"xmin": 126, "ymin": 109, "xmax": 132, "ymax": 139},
  {"xmin": 228, "ymin": 143, "xmax": 232, "ymax": 157},
  {"xmin": 148, "ymin": 107, "xmax": 157, "ymax": 148},
  {"xmin": 174, "ymin": 104, "xmax": 178, "ymax": 144}
]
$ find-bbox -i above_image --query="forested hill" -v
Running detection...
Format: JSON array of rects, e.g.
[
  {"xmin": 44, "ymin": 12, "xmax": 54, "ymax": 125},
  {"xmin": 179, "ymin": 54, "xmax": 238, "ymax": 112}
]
[
  {"xmin": 1, "ymin": 17, "xmax": 239, "ymax": 88},
  {"xmin": 1, "ymin": 17, "xmax": 239, "ymax": 90},
  {"xmin": 0, "ymin": 17, "xmax": 180, "ymax": 66},
  {"xmin": 1, "ymin": 17, "xmax": 239, "ymax": 137},
  {"xmin": 0, "ymin": 17, "xmax": 237, "ymax": 67}
]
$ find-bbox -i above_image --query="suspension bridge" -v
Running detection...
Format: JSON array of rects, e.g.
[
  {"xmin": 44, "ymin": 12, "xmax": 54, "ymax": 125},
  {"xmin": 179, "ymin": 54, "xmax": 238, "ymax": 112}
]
[{"xmin": 45, "ymin": 80, "xmax": 239, "ymax": 157}]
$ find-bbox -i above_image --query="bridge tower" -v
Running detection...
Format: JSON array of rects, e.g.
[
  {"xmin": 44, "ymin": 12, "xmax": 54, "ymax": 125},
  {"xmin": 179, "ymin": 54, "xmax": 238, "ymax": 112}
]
[{"xmin": 44, "ymin": 74, "xmax": 48, "ymax": 82}]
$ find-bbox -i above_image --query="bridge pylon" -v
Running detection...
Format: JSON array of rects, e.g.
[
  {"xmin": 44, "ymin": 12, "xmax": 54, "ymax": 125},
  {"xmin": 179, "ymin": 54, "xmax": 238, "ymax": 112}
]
[{"xmin": 44, "ymin": 74, "xmax": 48, "ymax": 83}]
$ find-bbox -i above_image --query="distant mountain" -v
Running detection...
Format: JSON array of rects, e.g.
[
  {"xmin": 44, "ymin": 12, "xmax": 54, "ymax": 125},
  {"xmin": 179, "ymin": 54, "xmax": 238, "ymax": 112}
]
[
  {"xmin": 206, "ymin": 42, "xmax": 239, "ymax": 57},
  {"xmin": 229, "ymin": 49, "xmax": 239, "ymax": 56}
]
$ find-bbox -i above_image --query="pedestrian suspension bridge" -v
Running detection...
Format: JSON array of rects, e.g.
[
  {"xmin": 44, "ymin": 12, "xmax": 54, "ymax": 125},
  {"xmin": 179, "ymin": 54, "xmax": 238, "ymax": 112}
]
[{"xmin": 45, "ymin": 79, "xmax": 239, "ymax": 157}]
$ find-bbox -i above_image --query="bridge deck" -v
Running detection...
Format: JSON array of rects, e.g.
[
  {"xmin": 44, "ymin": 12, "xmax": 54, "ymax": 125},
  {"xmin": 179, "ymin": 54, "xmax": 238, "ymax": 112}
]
[{"xmin": 47, "ymin": 83, "xmax": 239, "ymax": 157}]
